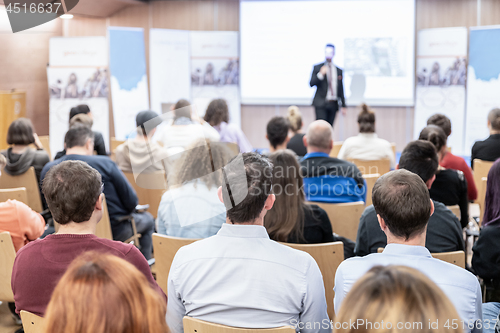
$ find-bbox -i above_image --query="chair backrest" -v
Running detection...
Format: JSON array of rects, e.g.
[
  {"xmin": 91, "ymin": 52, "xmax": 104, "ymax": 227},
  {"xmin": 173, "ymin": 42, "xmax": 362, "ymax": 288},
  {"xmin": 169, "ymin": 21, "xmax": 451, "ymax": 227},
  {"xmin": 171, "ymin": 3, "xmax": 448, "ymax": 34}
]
[
  {"xmin": 0, "ymin": 166, "xmax": 42, "ymax": 212},
  {"xmin": 446, "ymin": 205, "xmax": 461, "ymax": 220},
  {"xmin": 20, "ymin": 310, "xmax": 44, "ymax": 333},
  {"xmin": 38, "ymin": 135, "xmax": 51, "ymax": 160},
  {"xmin": 377, "ymin": 247, "xmax": 465, "ymax": 269},
  {"xmin": 349, "ymin": 158, "xmax": 391, "ymax": 175},
  {"xmin": 314, "ymin": 201, "xmax": 364, "ymax": 241},
  {"xmin": 303, "ymin": 176, "xmax": 366, "ymax": 203},
  {"xmin": 329, "ymin": 141, "xmax": 343, "ymax": 157},
  {"xmin": 473, "ymin": 159, "xmax": 494, "ymax": 203},
  {"xmin": 183, "ymin": 317, "xmax": 296, "ymax": 333},
  {"xmin": 0, "ymin": 232, "xmax": 16, "ymax": 302},
  {"xmin": 110, "ymin": 137, "xmax": 125, "ymax": 161},
  {"xmin": 283, "ymin": 241, "xmax": 344, "ymax": 319},
  {"xmin": 0, "ymin": 187, "xmax": 28, "ymax": 205},
  {"xmin": 478, "ymin": 177, "xmax": 487, "ymax": 226},
  {"xmin": 124, "ymin": 171, "xmax": 167, "ymax": 218},
  {"xmin": 362, "ymin": 173, "xmax": 380, "ymax": 206},
  {"xmin": 391, "ymin": 142, "xmax": 396, "ymax": 156},
  {"xmin": 152, "ymin": 233, "xmax": 199, "ymax": 294}
]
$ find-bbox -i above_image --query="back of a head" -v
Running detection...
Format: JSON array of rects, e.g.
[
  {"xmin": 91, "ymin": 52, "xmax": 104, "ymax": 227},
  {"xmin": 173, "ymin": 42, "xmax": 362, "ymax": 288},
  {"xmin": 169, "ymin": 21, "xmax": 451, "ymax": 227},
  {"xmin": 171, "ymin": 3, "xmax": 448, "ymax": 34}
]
[
  {"xmin": 399, "ymin": 140, "xmax": 439, "ymax": 183},
  {"xmin": 483, "ymin": 159, "xmax": 500, "ymax": 226},
  {"xmin": 427, "ymin": 114, "xmax": 451, "ymax": 137},
  {"xmin": 372, "ymin": 169, "xmax": 431, "ymax": 240},
  {"xmin": 306, "ymin": 120, "xmax": 333, "ymax": 151},
  {"xmin": 488, "ymin": 108, "xmax": 500, "ymax": 131},
  {"xmin": 135, "ymin": 110, "xmax": 162, "ymax": 136},
  {"xmin": 173, "ymin": 99, "xmax": 192, "ymax": 120},
  {"xmin": 264, "ymin": 149, "xmax": 305, "ymax": 242},
  {"xmin": 266, "ymin": 117, "xmax": 290, "ymax": 149},
  {"xmin": 69, "ymin": 104, "xmax": 91, "ymax": 121},
  {"xmin": 69, "ymin": 113, "xmax": 93, "ymax": 129},
  {"xmin": 334, "ymin": 265, "xmax": 461, "ymax": 333},
  {"xmin": 7, "ymin": 118, "xmax": 35, "ymax": 146},
  {"xmin": 221, "ymin": 152, "xmax": 273, "ymax": 223},
  {"xmin": 357, "ymin": 103, "xmax": 375, "ymax": 133},
  {"xmin": 419, "ymin": 125, "xmax": 447, "ymax": 152},
  {"xmin": 287, "ymin": 106, "xmax": 303, "ymax": 133},
  {"xmin": 43, "ymin": 252, "xmax": 168, "ymax": 333},
  {"xmin": 42, "ymin": 160, "xmax": 102, "ymax": 224},
  {"xmin": 64, "ymin": 125, "xmax": 95, "ymax": 150},
  {"xmin": 204, "ymin": 99, "xmax": 229, "ymax": 126}
]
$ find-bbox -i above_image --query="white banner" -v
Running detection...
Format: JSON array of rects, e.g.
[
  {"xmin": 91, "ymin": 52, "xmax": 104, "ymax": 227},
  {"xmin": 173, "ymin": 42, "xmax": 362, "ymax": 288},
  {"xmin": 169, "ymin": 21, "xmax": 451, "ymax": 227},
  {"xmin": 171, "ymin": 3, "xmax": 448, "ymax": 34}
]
[
  {"xmin": 414, "ymin": 27, "xmax": 467, "ymax": 155},
  {"xmin": 465, "ymin": 26, "xmax": 500, "ymax": 156},
  {"xmin": 49, "ymin": 37, "xmax": 107, "ymax": 67},
  {"xmin": 47, "ymin": 67, "xmax": 110, "ymax": 157},
  {"xmin": 190, "ymin": 31, "xmax": 240, "ymax": 127},
  {"xmin": 150, "ymin": 29, "xmax": 191, "ymax": 115}
]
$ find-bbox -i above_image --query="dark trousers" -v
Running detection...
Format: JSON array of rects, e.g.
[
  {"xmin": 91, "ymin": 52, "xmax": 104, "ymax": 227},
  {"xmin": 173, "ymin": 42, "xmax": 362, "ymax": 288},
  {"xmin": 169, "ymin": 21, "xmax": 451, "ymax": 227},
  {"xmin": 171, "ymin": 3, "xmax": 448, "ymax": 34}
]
[
  {"xmin": 314, "ymin": 100, "xmax": 339, "ymax": 126},
  {"xmin": 112, "ymin": 211, "xmax": 155, "ymax": 260}
]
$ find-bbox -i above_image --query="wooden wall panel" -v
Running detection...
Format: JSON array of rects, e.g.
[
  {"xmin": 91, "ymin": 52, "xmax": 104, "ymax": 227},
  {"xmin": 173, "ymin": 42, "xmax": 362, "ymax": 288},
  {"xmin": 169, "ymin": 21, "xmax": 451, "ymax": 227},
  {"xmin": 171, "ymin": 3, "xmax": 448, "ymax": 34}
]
[
  {"xmin": 152, "ymin": 1, "xmax": 215, "ymax": 30},
  {"xmin": 65, "ymin": 17, "xmax": 106, "ymax": 36},
  {"xmin": 481, "ymin": 0, "xmax": 500, "ymax": 26},
  {"xmin": 416, "ymin": 0, "xmax": 477, "ymax": 30},
  {"xmin": 216, "ymin": 0, "xmax": 239, "ymax": 31}
]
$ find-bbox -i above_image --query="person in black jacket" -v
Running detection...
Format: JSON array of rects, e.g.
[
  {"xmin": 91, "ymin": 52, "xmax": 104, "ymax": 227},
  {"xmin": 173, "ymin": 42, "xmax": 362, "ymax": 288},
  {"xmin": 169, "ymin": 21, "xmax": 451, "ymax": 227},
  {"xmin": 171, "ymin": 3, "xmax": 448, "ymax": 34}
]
[
  {"xmin": 471, "ymin": 108, "xmax": 500, "ymax": 169},
  {"xmin": 354, "ymin": 140, "xmax": 464, "ymax": 256},
  {"xmin": 40, "ymin": 126, "xmax": 154, "ymax": 260},
  {"xmin": 419, "ymin": 125, "xmax": 469, "ymax": 228},
  {"xmin": 309, "ymin": 44, "xmax": 346, "ymax": 126},
  {"xmin": 54, "ymin": 104, "xmax": 107, "ymax": 159}
]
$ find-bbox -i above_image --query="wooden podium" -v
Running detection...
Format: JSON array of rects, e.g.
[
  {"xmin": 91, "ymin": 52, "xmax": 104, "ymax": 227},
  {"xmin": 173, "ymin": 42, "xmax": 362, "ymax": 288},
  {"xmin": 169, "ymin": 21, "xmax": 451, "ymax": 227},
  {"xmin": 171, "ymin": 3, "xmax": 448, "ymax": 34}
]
[{"xmin": 0, "ymin": 90, "xmax": 26, "ymax": 151}]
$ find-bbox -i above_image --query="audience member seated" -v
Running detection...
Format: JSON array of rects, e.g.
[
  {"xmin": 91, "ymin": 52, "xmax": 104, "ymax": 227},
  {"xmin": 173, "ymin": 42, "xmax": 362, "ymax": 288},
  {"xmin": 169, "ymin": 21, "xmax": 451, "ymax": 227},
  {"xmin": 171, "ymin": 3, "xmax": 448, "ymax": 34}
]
[
  {"xmin": 12, "ymin": 160, "xmax": 164, "ymax": 317},
  {"xmin": 115, "ymin": 110, "xmax": 168, "ymax": 174},
  {"xmin": 428, "ymin": 113, "xmax": 477, "ymax": 200},
  {"xmin": 472, "ymin": 108, "xmax": 500, "ymax": 169},
  {"xmin": 166, "ymin": 153, "xmax": 329, "ymax": 333},
  {"xmin": 300, "ymin": 120, "xmax": 365, "ymax": 203},
  {"xmin": 203, "ymin": 99, "xmax": 252, "ymax": 153},
  {"xmin": 54, "ymin": 104, "xmax": 107, "ymax": 159},
  {"xmin": 156, "ymin": 140, "xmax": 232, "ymax": 238},
  {"xmin": 419, "ymin": 125, "xmax": 468, "ymax": 227},
  {"xmin": 473, "ymin": 159, "xmax": 500, "ymax": 333},
  {"xmin": 286, "ymin": 106, "xmax": 307, "ymax": 157},
  {"xmin": 158, "ymin": 99, "xmax": 220, "ymax": 157},
  {"xmin": 1, "ymin": 118, "xmax": 50, "ymax": 195},
  {"xmin": 264, "ymin": 116, "xmax": 290, "ymax": 155},
  {"xmin": 337, "ymin": 103, "xmax": 395, "ymax": 168},
  {"xmin": 335, "ymin": 265, "xmax": 463, "ymax": 333},
  {"xmin": 43, "ymin": 252, "xmax": 168, "ymax": 333},
  {"xmin": 335, "ymin": 169, "xmax": 482, "ymax": 333},
  {"xmin": 41, "ymin": 126, "xmax": 155, "ymax": 259},
  {"xmin": 264, "ymin": 149, "xmax": 333, "ymax": 243},
  {"xmin": 355, "ymin": 140, "xmax": 464, "ymax": 256}
]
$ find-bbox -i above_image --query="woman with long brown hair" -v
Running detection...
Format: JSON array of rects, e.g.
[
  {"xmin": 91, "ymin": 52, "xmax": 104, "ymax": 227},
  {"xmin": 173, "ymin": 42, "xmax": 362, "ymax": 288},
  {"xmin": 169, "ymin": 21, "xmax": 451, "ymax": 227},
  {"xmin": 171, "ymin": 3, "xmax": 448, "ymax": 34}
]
[
  {"xmin": 335, "ymin": 265, "xmax": 462, "ymax": 333},
  {"xmin": 43, "ymin": 252, "xmax": 168, "ymax": 333},
  {"xmin": 264, "ymin": 149, "xmax": 333, "ymax": 243}
]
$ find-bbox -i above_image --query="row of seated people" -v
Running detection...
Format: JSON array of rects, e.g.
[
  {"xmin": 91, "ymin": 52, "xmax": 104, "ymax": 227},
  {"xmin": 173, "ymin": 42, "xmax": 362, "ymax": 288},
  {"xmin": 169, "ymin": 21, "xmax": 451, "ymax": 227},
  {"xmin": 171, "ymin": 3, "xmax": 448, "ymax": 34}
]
[{"xmin": 2, "ymin": 153, "xmax": 484, "ymax": 333}]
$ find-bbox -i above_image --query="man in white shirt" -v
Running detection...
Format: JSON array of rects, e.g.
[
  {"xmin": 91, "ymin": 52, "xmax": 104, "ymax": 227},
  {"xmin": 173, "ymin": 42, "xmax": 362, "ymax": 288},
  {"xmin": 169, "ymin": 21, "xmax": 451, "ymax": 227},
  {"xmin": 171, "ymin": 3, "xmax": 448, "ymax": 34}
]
[
  {"xmin": 334, "ymin": 169, "xmax": 482, "ymax": 333},
  {"xmin": 167, "ymin": 152, "xmax": 330, "ymax": 333}
]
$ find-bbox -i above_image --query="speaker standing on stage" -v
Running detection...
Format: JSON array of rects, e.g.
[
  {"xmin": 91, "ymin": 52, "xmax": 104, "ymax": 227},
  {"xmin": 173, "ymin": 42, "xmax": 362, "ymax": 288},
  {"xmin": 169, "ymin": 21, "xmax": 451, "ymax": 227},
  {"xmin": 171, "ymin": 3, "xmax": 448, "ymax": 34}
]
[{"xmin": 310, "ymin": 44, "xmax": 346, "ymax": 126}]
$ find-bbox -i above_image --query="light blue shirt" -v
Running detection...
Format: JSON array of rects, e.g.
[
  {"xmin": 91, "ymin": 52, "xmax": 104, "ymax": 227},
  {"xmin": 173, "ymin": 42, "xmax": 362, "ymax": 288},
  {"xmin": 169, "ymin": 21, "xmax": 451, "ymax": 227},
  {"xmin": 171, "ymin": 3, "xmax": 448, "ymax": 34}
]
[
  {"xmin": 334, "ymin": 244, "xmax": 482, "ymax": 333},
  {"xmin": 166, "ymin": 224, "xmax": 330, "ymax": 333}
]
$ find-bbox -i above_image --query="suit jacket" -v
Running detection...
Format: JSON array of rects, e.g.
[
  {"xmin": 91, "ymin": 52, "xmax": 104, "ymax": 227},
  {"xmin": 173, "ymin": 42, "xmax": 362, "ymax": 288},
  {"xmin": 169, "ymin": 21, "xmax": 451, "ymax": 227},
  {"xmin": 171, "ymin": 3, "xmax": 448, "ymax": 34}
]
[{"xmin": 310, "ymin": 62, "xmax": 346, "ymax": 107}]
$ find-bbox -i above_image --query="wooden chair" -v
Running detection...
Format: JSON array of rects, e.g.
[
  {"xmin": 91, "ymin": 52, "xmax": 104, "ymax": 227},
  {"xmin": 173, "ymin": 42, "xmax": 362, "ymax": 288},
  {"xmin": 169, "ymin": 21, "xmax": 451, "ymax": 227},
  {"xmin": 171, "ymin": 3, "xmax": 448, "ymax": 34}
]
[
  {"xmin": 446, "ymin": 205, "xmax": 461, "ymax": 220},
  {"xmin": 362, "ymin": 173, "xmax": 380, "ymax": 206},
  {"xmin": 0, "ymin": 232, "xmax": 16, "ymax": 302},
  {"xmin": 110, "ymin": 137, "xmax": 125, "ymax": 161},
  {"xmin": 20, "ymin": 310, "xmax": 44, "ymax": 333},
  {"xmin": 124, "ymin": 171, "xmax": 167, "ymax": 218},
  {"xmin": 473, "ymin": 159, "xmax": 494, "ymax": 203},
  {"xmin": 183, "ymin": 317, "xmax": 295, "ymax": 333},
  {"xmin": 29, "ymin": 135, "xmax": 51, "ymax": 160},
  {"xmin": 349, "ymin": 158, "xmax": 391, "ymax": 175},
  {"xmin": 478, "ymin": 177, "xmax": 487, "ymax": 226},
  {"xmin": 152, "ymin": 233, "xmax": 199, "ymax": 294},
  {"xmin": 391, "ymin": 142, "xmax": 396, "ymax": 156},
  {"xmin": 0, "ymin": 187, "xmax": 28, "ymax": 205},
  {"xmin": 283, "ymin": 241, "xmax": 344, "ymax": 319},
  {"xmin": 377, "ymin": 248, "xmax": 465, "ymax": 269},
  {"xmin": 329, "ymin": 141, "xmax": 343, "ymax": 158},
  {"xmin": 315, "ymin": 201, "xmax": 364, "ymax": 242},
  {"xmin": 0, "ymin": 167, "xmax": 42, "ymax": 212}
]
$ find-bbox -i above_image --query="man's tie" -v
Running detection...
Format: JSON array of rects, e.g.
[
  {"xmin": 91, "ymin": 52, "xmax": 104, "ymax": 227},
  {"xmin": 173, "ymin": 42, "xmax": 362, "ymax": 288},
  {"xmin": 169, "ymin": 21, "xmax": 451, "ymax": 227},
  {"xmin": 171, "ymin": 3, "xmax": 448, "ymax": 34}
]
[{"xmin": 328, "ymin": 64, "xmax": 334, "ymax": 96}]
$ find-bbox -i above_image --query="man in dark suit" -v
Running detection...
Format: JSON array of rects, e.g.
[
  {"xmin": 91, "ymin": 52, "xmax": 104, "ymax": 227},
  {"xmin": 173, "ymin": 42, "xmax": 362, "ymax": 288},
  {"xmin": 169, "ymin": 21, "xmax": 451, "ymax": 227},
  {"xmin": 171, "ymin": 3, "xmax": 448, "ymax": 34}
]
[{"xmin": 310, "ymin": 44, "xmax": 346, "ymax": 126}]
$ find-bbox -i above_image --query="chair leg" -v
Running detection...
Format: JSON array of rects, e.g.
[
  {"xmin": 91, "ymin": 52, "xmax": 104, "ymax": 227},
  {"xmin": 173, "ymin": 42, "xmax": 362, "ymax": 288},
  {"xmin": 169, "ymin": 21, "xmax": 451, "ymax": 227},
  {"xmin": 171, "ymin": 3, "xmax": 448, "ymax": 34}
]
[{"xmin": 130, "ymin": 216, "xmax": 141, "ymax": 248}]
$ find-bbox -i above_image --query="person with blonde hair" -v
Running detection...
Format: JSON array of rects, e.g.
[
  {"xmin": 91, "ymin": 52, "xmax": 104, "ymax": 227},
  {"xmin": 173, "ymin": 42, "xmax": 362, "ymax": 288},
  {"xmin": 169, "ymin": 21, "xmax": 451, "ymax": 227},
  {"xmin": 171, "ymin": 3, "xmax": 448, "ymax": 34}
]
[
  {"xmin": 43, "ymin": 252, "xmax": 168, "ymax": 333},
  {"xmin": 334, "ymin": 265, "xmax": 463, "ymax": 333},
  {"xmin": 286, "ymin": 106, "xmax": 307, "ymax": 157},
  {"xmin": 337, "ymin": 103, "xmax": 395, "ymax": 168}
]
